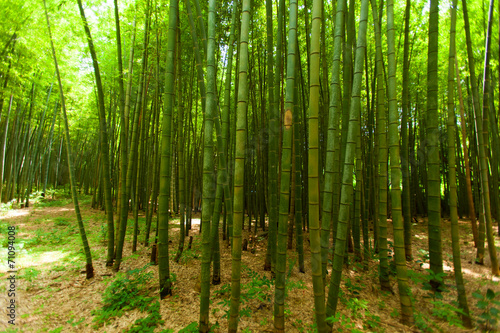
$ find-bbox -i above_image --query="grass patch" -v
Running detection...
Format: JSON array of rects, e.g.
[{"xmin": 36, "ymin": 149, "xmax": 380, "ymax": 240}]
[{"xmin": 92, "ymin": 264, "xmax": 164, "ymax": 332}]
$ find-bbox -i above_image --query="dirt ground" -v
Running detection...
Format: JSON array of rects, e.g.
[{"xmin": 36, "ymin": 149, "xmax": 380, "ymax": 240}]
[{"xmin": 0, "ymin": 195, "xmax": 499, "ymax": 332}]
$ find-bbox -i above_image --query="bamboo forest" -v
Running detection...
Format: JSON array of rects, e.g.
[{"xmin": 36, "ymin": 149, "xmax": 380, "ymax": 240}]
[{"xmin": 1, "ymin": 0, "xmax": 500, "ymax": 331}]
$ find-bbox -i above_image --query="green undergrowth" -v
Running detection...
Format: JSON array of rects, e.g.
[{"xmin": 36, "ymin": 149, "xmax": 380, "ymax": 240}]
[
  {"xmin": 213, "ymin": 265, "xmax": 306, "ymax": 324},
  {"xmin": 92, "ymin": 264, "xmax": 164, "ymax": 332},
  {"xmin": 473, "ymin": 288, "xmax": 500, "ymax": 331}
]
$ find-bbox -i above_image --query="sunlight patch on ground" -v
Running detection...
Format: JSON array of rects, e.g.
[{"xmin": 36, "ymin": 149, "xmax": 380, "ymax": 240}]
[
  {"xmin": 0, "ymin": 209, "xmax": 29, "ymax": 220},
  {"xmin": 0, "ymin": 249, "xmax": 68, "ymax": 273},
  {"xmin": 18, "ymin": 251, "xmax": 68, "ymax": 271},
  {"xmin": 420, "ymin": 262, "xmax": 454, "ymax": 272},
  {"xmin": 461, "ymin": 267, "xmax": 500, "ymax": 282},
  {"xmin": 414, "ymin": 234, "xmax": 427, "ymax": 239},
  {"xmin": 462, "ymin": 267, "xmax": 488, "ymax": 279}
]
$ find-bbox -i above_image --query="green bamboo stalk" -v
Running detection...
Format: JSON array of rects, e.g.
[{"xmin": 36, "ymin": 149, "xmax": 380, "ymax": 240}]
[
  {"xmin": 76, "ymin": 0, "xmax": 114, "ymax": 270},
  {"xmin": 370, "ymin": 0, "xmax": 391, "ymax": 291},
  {"xmin": 401, "ymin": 0, "xmax": 412, "ymax": 260},
  {"xmin": 114, "ymin": 12, "xmax": 148, "ymax": 271},
  {"xmin": 447, "ymin": 1, "xmax": 472, "ymax": 326},
  {"xmin": 321, "ymin": 0, "xmax": 345, "ymax": 280},
  {"xmin": 387, "ymin": 0, "xmax": 413, "ymax": 324},
  {"xmin": 228, "ymin": 0, "xmax": 250, "ymax": 329},
  {"xmin": 42, "ymin": 101, "xmax": 59, "ymax": 197},
  {"xmin": 264, "ymin": 0, "xmax": 275, "ymax": 271},
  {"xmin": 293, "ymin": 48, "xmax": 305, "ymax": 273},
  {"xmin": 0, "ymin": 95, "xmax": 13, "ymax": 202},
  {"xmin": 309, "ymin": 0, "xmax": 328, "ymax": 330},
  {"xmin": 274, "ymin": 0, "xmax": 298, "ymax": 329},
  {"xmin": 199, "ymin": 0, "xmax": 217, "ymax": 328},
  {"xmin": 158, "ymin": 0, "xmax": 178, "ymax": 299},
  {"xmin": 426, "ymin": 0, "xmax": 444, "ymax": 284},
  {"xmin": 44, "ymin": 0, "xmax": 93, "ymax": 279},
  {"xmin": 326, "ymin": 0, "xmax": 369, "ymax": 321},
  {"xmin": 477, "ymin": 0, "xmax": 500, "ymax": 276}
]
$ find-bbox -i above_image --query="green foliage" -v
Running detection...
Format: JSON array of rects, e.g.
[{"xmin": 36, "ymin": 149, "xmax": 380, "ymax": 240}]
[
  {"xmin": 35, "ymin": 197, "xmax": 72, "ymax": 208},
  {"xmin": 178, "ymin": 322, "xmax": 198, "ymax": 332},
  {"xmin": 326, "ymin": 297, "xmax": 382, "ymax": 332},
  {"xmin": 92, "ymin": 264, "xmax": 164, "ymax": 332},
  {"xmin": 175, "ymin": 321, "xmax": 220, "ymax": 333},
  {"xmin": 390, "ymin": 307, "xmax": 400, "ymax": 318},
  {"xmin": 421, "ymin": 269, "xmax": 448, "ymax": 298},
  {"xmin": 67, "ymin": 316, "xmax": 85, "ymax": 327},
  {"xmin": 430, "ymin": 300, "xmax": 464, "ymax": 328},
  {"xmin": 416, "ymin": 249, "xmax": 430, "ymax": 267},
  {"xmin": 408, "ymin": 269, "xmax": 448, "ymax": 298},
  {"xmin": 327, "ymin": 313, "xmax": 361, "ymax": 333},
  {"xmin": 128, "ymin": 301, "xmax": 163, "ymax": 333},
  {"xmin": 414, "ymin": 311, "xmax": 433, "ymax": 332},
  {"xmin": 177, "ymin": 247, "xmax": 200, "ymax": 264},
  {"xmin": 343, "ymin": 277, "xmax": 365, "ymax": 297},
  {"xmin": 473, "ymin": 288, "xmax": 500, "ymax": 330},
  {"xmin": 54, "ymin": 217, "xmax": 70, "ymax": 226},
  {"xmin": 22, "ymin": 223, "xmax": 78, "ymax": 250},
  {"xmin": 215, "ymin": 266, "xmax": 306, "ymax": 320},
  {"xmin": 19, "ymin": 267, "xmax": 41, "ymax": 282}
]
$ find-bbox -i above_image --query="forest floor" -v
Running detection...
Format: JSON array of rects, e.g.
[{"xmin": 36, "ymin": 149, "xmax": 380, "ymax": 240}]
[{"xmin": 0, "ymin": 192, "xmax": 500, "ymax": 333}]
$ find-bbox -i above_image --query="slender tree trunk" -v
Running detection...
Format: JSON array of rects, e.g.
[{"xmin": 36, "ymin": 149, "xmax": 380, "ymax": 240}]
[
  {"xmin": 427, "ymin": 0, "xmax": 444, "ymax": 284},
  {"xmin": 326, "ymin": 0, "xmax": 369, "ymax": 320},
  {"xmin": 158, "ymin": 0, "xmax": 178, "ymax": 299},
  {"xmin": 228, "ymin": 0, "xmax": 250, "ymax": 330},
  {"xmin": 44, "ymin": 0, "xmax": 93, "ymax": 279},
  {"xmin": 321, "ymin": 0, "xmax": 345, "ymax": 281},
  {"xmin": 447, "ymin": 2, "xmax": 473, "ymax": 326},
  {"xmin": 199, "ymin": 0, "xmax": 217, "ymax": 328},
  {"xmin": 76, "ymin": 0, "xmax": 114, "ymax": 268},
  {"xmin": 387, "ymin": 0, "xmax": 413, "ymax": 323},
  {"xmin": 401, "ymin": 0, "xmax": 412, "ymax": 260},
  {"xmin": 370, "ymin": 0, "xmax": 391, "ymax": 291},
  {"xmin": 308, "ymin": 0, "xmax": 328, "ymax": 330},
  {"xmin": 266, "ymin": 0, "xmax": 285, "ymax": 276},
  {"xmin": 477, "ymin": 0, "xmax": 500, "ymax": 276},
  {"xmin": 42, "ymin": 101, "xmax": 59, "ymax": 197},
  {"xmin": 0, "ymin": 95, "xmax": 13, "ymax": 202},
  {"xmin": 274, "ymin": 0, "xmax": 298, "ymax": 329}
]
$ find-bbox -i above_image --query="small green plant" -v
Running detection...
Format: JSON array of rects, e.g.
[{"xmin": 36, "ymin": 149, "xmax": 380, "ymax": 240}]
[
  {"xmin": 178, "ymin": 321, "xmax": 198, "ymax": 333},
  {"xmin": 473, "ymin": 288, "xmax": 500, "ymax": 331},
  {"xmin": 67, "ymin": 316, "xmax": 85, "ymax": 327},
  {"xmin": 19, "ymin": 267, "xmax": 41, "ymax": 283},
  {"xmin": 327, "ymin": 313, "xmax": 361, "ymax": 332},
  {"xmin": 422, "ymin": 269, "xmax": 448, "ymax": 296},
  {"xmin": 414, "ymin": 311, "xmax": 434, "ymax": 332},
  {"xmin": 430, "ymin": 300, "xmax": 464, "ymax": 328},
  {"xmin": 416, "ymin": 249, "xmax": 430, "ymax": 267},
  {"xmin": 215, "ymin": 266, "xmax": 274, "ymax": 319},
  {"xmin": 92, "ymin": 264, "xmax": 164, "ymax": 332},
  {"xmin": 390, "ymin": 307, "xmax": 400, "ymax": 318},
  {"xmin": 345, "ymin": 298, "xmax": 381, "ymax": 331},
  {"xmin": 344, "ymin": 278, "xmax": 364, "ymax": 296},
  {"xmin": 54, "ymin": 217, "xmax": 70, "ymax": 226}
]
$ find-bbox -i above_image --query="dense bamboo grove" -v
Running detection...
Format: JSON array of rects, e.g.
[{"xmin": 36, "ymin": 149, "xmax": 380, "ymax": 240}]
[{"xmin": 1, "ymin": 0, "xmax": 500, "ymax": 330}]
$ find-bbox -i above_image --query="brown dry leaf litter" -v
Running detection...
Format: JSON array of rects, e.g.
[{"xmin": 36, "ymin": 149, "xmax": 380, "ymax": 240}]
[{"xmin": 0, "ymin": 199, "xmax": 499, "ymax": 332}]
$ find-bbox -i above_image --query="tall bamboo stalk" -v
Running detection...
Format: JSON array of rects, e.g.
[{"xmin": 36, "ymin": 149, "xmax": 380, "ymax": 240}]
[{"xmin": 43, "ymin": 0, "xmax": 93, "ymax": 279}]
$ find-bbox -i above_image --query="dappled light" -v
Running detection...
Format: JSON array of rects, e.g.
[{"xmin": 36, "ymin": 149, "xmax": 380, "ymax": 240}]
[{"xmin": 0, "ymin": 0, "xmax": 499, "ymax": 331}]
